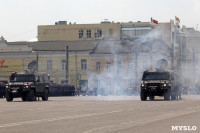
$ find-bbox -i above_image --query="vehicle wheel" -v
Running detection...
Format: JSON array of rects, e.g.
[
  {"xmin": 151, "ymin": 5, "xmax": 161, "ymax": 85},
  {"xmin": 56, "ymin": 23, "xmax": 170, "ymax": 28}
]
[
  {"xmin": 149, "ymin": 95, "xmax": 155, "ymax": 101},
  {"xmin": 27, "ymin": 89, "xmax": 36, "ymax": 101},
  {"xmin": 5, "ymin": 92, "xmax": 13, "ymax": 102},
  {"xmin": 140, "ymin": 90, "xmax": 147, "ymax": 101},
  {"xmin": 22, "ymin": 96, "xmax": 27, "ymax": 101},
  {"xmin": 42, "ymin": 88, "xmax": 49, "ymax": 101}
]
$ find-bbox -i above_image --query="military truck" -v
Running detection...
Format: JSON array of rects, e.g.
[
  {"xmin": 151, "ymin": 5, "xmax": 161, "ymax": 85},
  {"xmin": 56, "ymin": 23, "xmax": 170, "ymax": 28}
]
[
  {"xmin": 140, "ymin": 71, "xmax": 174, "ymax": 101},
  {"xmin": 5, "ymin": 72, "xmax": 50, "ymax": 102}
]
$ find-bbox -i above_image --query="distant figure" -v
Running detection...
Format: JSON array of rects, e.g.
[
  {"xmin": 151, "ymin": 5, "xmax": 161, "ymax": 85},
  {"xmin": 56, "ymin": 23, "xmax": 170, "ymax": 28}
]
[
  {"xmin": 75, "ymin": 87, "xmax": 80, "ymax": 96},
  {"xmin": 94, "ymin": 87, "xmax": 98, "ymax": 96}
]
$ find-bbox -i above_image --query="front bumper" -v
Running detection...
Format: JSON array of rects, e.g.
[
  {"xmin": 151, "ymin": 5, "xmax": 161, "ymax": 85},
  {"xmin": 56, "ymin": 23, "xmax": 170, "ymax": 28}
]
[
  {"xmin": 6, "ymin": 86, "xmax": 30, "ymax": 97},
  {"xmin": 141, "ymin": 87, "xmax": 170, "ymax": 96}
]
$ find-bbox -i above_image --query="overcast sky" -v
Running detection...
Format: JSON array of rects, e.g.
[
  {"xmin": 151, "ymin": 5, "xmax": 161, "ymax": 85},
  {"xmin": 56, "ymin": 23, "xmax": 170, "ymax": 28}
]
[{"xmin": 0, "ymin": 0, "xmax": 200, "ymax": 42}]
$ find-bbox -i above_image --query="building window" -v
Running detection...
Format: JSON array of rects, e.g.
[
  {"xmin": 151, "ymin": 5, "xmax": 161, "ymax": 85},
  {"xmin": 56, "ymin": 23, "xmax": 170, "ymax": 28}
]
[
  {"xmin": 47, "ymin": 60, "xmax": 52, "ymax": 71},
  {"xmin": 128, "ymin": 80, "xmax": 132, "ymax": 88},
  {"xmin": 109, "ymin": 29, "xmax": 113, "ymax": 37},
  {"xmin": 79, "ymin": 30, "xmax": 83, "ymax": 38},
  {"xmin": 107, "ymin": 80, "xmax": 111, "ymax": 88},
  {"xmin": 94, "ymin": 29, "xmax": 102, "ymax": 38},
  {"xmin": 118, "ymin": 61, "xmax": 121, "ymax": 69},
  {"xmin": 96, "ymin": 62, "xmax": 100, "ymax": 70},
  {"xmin": 61, "ymin": 60, "xmax": 66, "ymax": 70},
  {"xmin": 97, "ymin": 80, "xmax": 100, "ymax": 89},
  {"xmin": 106, "ymin": 62, "xmax": 111, "ymax": 70},
  {"xmin": 128, "ymin": 61, "xmax": 132, "ymax": 70},
  {"xmin": 87, "ymin": 30, "xmax": 91, "ymax": 38},
  {"xmin": 81, "ymin": 59, "xmax": 87, "ymax": 70}
]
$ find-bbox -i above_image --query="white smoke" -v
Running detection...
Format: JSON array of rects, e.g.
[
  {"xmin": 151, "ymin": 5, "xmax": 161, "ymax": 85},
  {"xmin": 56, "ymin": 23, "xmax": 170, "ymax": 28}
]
[
  {"xmin": 87, "ymin": 28, "xmax": 172, "ymax": 98},
  {"xmin": 87, "ymin": 26, "xmax": 200, "ymax": 98}
]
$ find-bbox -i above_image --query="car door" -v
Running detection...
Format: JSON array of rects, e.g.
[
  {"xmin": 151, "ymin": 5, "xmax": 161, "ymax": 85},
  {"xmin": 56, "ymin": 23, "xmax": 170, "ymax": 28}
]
[{"xmin": 35, "ymin": 76, "xmax": 44, "ymax": 93}]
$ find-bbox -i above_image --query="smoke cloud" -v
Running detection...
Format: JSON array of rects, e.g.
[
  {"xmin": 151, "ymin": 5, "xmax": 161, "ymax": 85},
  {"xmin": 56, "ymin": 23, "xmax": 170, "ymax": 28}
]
[
  {"xmin": 87, "ymin": 29, "xmax": 172, "ymax": 98},
  {"xmin": 86, "ymin": 27, "xmax": 200, "ymax": 99}
]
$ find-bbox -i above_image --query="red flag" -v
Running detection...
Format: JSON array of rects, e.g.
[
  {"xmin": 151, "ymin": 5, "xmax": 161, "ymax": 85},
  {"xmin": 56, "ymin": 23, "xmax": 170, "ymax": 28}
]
[
  {"xmin": 151, "ymin": 17, "xmax": 158, "ymax": 24},
  {"xmin": 175, "ymin": 16, "xmax": 180, "ymax": 23}
]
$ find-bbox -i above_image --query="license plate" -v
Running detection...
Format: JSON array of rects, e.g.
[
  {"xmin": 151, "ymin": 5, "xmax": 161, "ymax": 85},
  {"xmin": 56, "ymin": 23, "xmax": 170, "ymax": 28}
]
[
  {"xmin": 12, "ymin": 87, "xmax": 19, "ymax": 93},
  {"xmin": 12, "ymin": 90, "xmax": 17, "ymax": 93}
]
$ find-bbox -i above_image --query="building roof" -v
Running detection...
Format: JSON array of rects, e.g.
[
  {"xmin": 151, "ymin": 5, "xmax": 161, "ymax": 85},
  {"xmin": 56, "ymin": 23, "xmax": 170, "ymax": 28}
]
[
  {"xmin": 90, "ymin": 40, "xmax": 133, "ymax": 54},
  {"xmin": 28, "ymin": 40, "xmax": 98, "ymax": 51},
  {"xmin": 0, "ymin": 41, "xmax": 32, "ymax": 52},
  {"xmin": 90, "ymin": 39, "xmax": 171, "ymax": 57}
]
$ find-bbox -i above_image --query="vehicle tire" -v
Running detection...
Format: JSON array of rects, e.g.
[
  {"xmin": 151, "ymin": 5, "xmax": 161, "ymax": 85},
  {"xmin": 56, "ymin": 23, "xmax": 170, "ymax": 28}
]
[
  {"xmin": 5, "ymin": 92, "xmax": 13, "ymax": 102},
  {"xmin": 21, "ymin": 93, "xmax": 27, "ymax": 101},
  {"xmin": 22, "ymin": 96, "xmax": 27, "ymax": 101},
  {"xmin": 140, "ymin": 90, "xmax": 147, "ymax": 101},
  {"xmin": 27, "ymin": 89, "xmax": 36, "ymax": 101},
  {"xmin": 42, "ymin": 88, "xmax": 49, "ymax": 101},
  {"xmin": 149, "ymin": 95, "xmax": 155, "ymax": 101}
]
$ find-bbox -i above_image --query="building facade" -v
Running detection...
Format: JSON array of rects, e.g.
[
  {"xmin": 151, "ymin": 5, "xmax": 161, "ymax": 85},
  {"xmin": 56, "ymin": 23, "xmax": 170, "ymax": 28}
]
[
  {"xmin": 38, "ymin": 21, "xmax": 121, "ymax": 41},
  {"xmin": 0, "ymin": 38, "xmax": 97, "ymax": 87},
  {"xmin": 2, "ymin": 19, "xmax": 197, "ymax": 92}
]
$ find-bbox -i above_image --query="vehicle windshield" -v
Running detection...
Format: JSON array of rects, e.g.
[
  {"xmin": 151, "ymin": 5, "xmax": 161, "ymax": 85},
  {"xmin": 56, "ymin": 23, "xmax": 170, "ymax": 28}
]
[
  {"xmin": 142, "ymin": 72, "xmax": 169, "ymax": 80},
  {"xmin": 12, "ymin": 75, "xmax": 35, "ymax": 82}
]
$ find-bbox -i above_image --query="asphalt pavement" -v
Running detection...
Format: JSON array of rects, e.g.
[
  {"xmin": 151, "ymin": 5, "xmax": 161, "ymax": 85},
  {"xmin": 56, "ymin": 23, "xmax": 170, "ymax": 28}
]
[{"xmin": 0, "ymin": 95, "xmax": 200, "ymax": 133}]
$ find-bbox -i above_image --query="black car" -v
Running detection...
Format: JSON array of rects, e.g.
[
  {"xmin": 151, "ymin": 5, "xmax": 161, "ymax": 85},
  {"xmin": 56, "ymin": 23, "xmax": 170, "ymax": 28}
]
[
  {"xmin": 140, "ymin": 71, "xmax": 175, "ymax": 101},
  {"xmin": 5, "ymin": 72, "xmax": 50, "ymax": 102}
]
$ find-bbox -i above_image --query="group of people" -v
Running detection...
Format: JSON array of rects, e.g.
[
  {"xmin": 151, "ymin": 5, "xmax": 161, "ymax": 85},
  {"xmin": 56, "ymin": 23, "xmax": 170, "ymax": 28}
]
[
  {"xmin": 74, "ymin": 86, "xmax": 140, "ymax": 96},
  {"xmin": 49, "ymin": 83, "xmax": 75, "ymax": 96}
]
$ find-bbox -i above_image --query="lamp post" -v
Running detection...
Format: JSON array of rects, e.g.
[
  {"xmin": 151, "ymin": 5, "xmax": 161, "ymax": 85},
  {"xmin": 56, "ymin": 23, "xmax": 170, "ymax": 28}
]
[
  {"xmin": 66, "ymin": 46, "xmax": 69, "ymax": 84},
  {"xmin": 133, "ymin": 24, "xmax": 137, "ymax": 39},
  {"xmin": 135, "ymin": 45, "xmax": 138, "ymax": 90},
  {"xmin": 36, "ymin": 51, "xmax": 38, "ymax": 72}
]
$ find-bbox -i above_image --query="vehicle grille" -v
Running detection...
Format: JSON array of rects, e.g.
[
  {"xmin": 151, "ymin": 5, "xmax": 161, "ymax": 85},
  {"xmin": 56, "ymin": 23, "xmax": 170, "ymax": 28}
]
[
  {"xmin": 147, "ymin": 83, "xmax": 162, "ymax": 88},
  {"xmin": 11, "ymin": 85, "xmax": 23, "ymax": 89}
]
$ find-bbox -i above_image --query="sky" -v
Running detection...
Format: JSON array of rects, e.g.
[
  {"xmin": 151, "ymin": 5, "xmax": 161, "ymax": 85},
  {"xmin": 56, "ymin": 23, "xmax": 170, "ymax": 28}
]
[{"xmin": 0, "ymin": 0, "xmax": 200, "ymax": 42}]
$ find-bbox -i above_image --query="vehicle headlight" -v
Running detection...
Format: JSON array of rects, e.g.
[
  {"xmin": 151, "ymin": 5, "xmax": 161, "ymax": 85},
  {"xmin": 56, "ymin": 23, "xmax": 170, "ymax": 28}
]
[
  {"xmin": 163, "ymin": 83, "xmax": 167, "ymax": 87},
  {"xmin": 6, "ymin": 85, "xmax": 9, "ymax": 88},
  {"xmin": 25, "ymin": 85, "xmax": 29, "ymax": 88},
  {"xmin": 141, "ymin": 83, "xmax": 145, "ymax": 87}
]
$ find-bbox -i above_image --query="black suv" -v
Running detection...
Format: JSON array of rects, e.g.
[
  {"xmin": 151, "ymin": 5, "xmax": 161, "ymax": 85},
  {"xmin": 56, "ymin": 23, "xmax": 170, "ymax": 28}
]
[
  {"xmin": 5, "ymin": 72, "xmax": 50, "ymax": 102},
  {"xmin": 140, "ymin": 71, "xmax": 173, "ymax": 101}
]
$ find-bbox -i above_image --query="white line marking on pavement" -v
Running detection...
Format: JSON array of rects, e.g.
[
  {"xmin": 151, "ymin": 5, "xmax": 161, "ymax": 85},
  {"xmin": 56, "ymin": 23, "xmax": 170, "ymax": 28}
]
[
  {"xmin": 83, "ymin": 109, "xmax": 200, "ymax": 133},
  {"xmin": 27, "ymin": 107, "xmax": 49, "ymax": 111},
  {"xmin": 0, "ymin": 108, "xmax": 135, "ymax": 128}
]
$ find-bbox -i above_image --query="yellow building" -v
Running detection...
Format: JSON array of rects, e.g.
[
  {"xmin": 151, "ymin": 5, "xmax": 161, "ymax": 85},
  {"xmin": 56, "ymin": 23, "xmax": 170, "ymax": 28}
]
[
  {"xmin": 30, "ymin": 40, "xmax": 97, "ymax": 86},
  {"xmin": 0, "ymin": 37, "xmax": 97, "ymax": 87},
  {"xmin": 38, "ymin": 21, "xmax": 121, "ymax": 41},
  {"xmin": 1, "ymin": 20, "xmax": 184, "ymax": 91},
  {"xmin": 0, "ymin": 38, "xmax": 33, "ymax": 79},
  {"xmin": 38, "ymin": 20, "xmax": 158, "ymax": 42}
]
